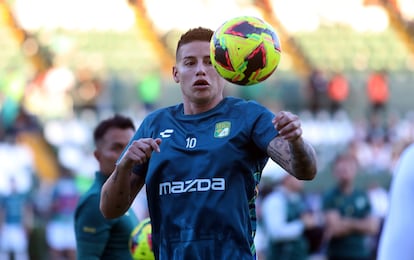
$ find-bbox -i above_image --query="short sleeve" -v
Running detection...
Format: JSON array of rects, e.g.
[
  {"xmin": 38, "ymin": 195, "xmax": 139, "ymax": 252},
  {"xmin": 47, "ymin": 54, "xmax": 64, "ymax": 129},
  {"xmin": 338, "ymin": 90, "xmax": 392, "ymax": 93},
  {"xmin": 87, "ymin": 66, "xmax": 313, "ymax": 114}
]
[
  {"xmin": 247, "ymin": 101, "xmax": 279, "ymax": 153},
  {"xmin": 75, "ymin": 195, "xmax": 114, "ymax": 258}
]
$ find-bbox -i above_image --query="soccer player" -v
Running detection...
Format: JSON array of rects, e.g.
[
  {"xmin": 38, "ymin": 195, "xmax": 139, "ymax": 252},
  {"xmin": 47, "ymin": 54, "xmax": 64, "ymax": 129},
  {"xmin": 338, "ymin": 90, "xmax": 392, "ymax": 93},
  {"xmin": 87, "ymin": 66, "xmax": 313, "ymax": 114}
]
[
  {"xmin": 322, "ymin": 152, "xmax": 380, "ymax": 260},
  {"xmin": 377, "ymin": 143, "xmax": 414, "ymax": 260},
  {"xmin": 100, "ymin": 27, "xmax": 317, "ymax": 259},
  {"xmin": 74, "ymin": 115, "xmax": 139, "ymax": 259},
  {"xmin": 261, "ymin": 169, "xmax": 319, "ymax": 260},
  {"xmin": 0, "ymin": 177, "xmax": 33, "ymax": 260}
]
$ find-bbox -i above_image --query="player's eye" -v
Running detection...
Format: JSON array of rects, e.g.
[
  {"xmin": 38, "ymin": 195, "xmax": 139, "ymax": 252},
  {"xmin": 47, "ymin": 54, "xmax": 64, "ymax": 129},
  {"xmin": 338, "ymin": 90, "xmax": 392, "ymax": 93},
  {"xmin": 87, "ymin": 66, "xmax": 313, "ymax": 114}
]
[
  {"xmin": 183, "ymin": 57, "xmax": 197, "ymax": 66},
  {"xmin": 184, "ymin": 60, "xmax": 195, "ymax": 66},
  {"xmin": 112, "ymin": 143, "xmax": 125, "ymax": 152}
]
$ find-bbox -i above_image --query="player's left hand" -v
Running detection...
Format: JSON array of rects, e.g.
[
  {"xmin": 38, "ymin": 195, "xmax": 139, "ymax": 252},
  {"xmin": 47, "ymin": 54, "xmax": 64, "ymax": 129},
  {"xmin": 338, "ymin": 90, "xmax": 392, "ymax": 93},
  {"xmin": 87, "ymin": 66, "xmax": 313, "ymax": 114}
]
[{"xmin": 272, "ymin": 111, "xmax": 303, "ymax": 142}]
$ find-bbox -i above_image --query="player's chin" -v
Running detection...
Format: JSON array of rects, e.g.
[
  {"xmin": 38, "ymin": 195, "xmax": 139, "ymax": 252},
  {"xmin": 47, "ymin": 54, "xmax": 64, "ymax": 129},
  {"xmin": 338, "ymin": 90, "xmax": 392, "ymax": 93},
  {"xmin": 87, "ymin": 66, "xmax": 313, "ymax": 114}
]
[
  {"xmin": 192, "ymin": 87, "xmax": 211, "ymax": 96},
  {"xmin": 192, "ymin": 84, "xmax": 210, "ymax": 91},
  {"xmin": 192, "ymin": 93, "xmax": 213, "ymax": 103}
]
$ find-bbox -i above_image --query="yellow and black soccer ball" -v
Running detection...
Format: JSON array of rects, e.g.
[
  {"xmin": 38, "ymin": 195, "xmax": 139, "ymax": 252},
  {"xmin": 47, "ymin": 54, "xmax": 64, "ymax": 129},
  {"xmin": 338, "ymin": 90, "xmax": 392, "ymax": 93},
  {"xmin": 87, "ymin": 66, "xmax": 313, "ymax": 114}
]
[
  {"xmin": 210, "ymin": 16, "xmax": 281, "ymax": 86},
  {"xmin": 129, "ymin": 218, "xmax": 154, "ymax": 260}
]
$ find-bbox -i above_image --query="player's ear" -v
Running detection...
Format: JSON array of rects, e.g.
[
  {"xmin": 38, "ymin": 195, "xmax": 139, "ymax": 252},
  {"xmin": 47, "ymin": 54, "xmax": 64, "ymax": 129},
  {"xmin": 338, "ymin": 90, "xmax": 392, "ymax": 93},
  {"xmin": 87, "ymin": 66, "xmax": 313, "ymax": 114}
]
[
  {"xmin": 172, "ymin": 66, "xmax": 179, "ymax": 83},
  {"xmin": 93, "ymin": 150, "xmax": 100, "ymax": 161}
]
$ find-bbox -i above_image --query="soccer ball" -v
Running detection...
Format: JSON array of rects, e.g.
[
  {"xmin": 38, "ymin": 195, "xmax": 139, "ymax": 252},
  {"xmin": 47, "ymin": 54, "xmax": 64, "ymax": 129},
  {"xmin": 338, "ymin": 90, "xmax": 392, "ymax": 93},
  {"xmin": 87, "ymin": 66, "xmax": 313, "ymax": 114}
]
[
  {"xmin": 129, "ymin": 218, "xmax": 155, "ymax": 260},
  {"xmin": 210, "ymin": 16, "xmax": 281, "ymax": 86}
]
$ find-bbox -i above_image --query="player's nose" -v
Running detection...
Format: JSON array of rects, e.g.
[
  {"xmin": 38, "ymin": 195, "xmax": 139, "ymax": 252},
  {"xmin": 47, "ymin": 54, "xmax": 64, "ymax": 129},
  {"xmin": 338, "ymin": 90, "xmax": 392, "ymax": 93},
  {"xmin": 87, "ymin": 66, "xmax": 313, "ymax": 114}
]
[{"xmin": 195, "ymin": 62, "xmax": 207, "ymax": 75}]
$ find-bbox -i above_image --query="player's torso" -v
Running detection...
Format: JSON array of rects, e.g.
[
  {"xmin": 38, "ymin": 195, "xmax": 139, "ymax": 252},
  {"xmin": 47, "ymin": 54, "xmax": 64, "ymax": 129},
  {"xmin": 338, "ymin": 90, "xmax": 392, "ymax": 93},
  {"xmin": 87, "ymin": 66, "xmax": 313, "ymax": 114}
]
[
  {"xmin": 328, "ymin": 188, "xmax": 370, "ymax": 218},
  {"xmin": 146, "ymin": 100, "xmax": 259, "ymax": 211},
  {"xmin": 75, "ymin": 176, "xmax": 138, "ymax": 260},
  {"xmin": 140, "ymin": 98, "xmax": 271, "ymax": 259},
  {"xmin": 325, "ymin": 188, "xmax": 372, "ymax": 258},
  {"xmin": 104, "ymin": 208, "xmax": 138, "ymax": 255}
]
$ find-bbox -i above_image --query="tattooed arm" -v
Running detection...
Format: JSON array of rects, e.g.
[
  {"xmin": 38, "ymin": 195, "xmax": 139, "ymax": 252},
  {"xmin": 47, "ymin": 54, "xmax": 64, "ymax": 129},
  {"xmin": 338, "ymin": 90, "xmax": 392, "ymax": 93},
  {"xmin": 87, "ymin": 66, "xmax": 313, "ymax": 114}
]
[
  {"xmin": 100, "ymin": 165, "xmax": 145, "ymax": 219},
  {"xmin": 100, "ymin": 138, "xmax": 162, "ymax": 219},
  {"xmin": 267, "ymin": 136, "xmax": 317, "ymax": 180},
  {"xmin": 267, "ymin": 111, "xmax": 317, "ymax": 180}
]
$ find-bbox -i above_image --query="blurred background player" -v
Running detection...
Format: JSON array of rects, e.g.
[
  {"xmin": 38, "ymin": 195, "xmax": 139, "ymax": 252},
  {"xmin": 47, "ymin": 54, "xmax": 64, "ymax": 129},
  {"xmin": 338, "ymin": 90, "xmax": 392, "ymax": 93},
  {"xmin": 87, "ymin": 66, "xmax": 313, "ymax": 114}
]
[
  {"xmin": 327, "ymin": 72, "xmax": 349, "ymax": 117},
  {"xmin": 306, "ymin": 68, "xmax": 329, "ymax": 116},
  {"xmin": 45, "ymin": 165, "xmax": 79, "ymax": 260},
  {"xmin": 366, "ymin": 70, "xmax": 389, "ymax": 120},
  {"xmin": 74, "ymin": 114, "xmax": 139, "ymax": 259},
  {"xmin": 322, "ymin": 152, "xmax": 380, "ymax": 260},
  {"xmin": 377, "ymin": 142, "xmax": 414, "ymax": 260},
  {"xmin": 260, "ymin": 162, "xmax": 320, "ymax": 260},
  {"xmin": 0, "ymin": 177, "xmax": 33, "ymax": 260}
]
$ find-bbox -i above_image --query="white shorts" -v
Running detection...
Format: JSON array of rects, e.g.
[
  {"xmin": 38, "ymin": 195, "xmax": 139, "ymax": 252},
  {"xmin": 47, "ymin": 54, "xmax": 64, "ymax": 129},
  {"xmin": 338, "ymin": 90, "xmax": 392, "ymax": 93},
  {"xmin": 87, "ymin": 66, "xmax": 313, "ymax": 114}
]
[
  {"xmin": 0, "ymin": 224, "xmax": 28, "ymax": 252},
  {"xmin": 46, "ymin": 221, "xmax": 76, "ymax": 250}
]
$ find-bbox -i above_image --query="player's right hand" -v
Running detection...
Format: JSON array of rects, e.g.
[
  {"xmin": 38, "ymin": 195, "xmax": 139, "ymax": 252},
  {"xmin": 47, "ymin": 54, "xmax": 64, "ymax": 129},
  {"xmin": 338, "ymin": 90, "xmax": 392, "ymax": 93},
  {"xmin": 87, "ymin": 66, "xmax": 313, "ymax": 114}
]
[{"xmin": 118, "ymin": 138, "xmax": 162, "ymax": 169}]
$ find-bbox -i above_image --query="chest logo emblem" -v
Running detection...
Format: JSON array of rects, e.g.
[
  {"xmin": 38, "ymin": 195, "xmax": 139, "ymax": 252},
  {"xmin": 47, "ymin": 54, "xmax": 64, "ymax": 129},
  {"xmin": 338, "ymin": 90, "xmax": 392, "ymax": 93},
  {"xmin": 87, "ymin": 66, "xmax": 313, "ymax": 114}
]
[
  {"xmin": 214, "ymin": 121, "xmax": 231, "ymax": 138},
  {"xmin": 160, "ymin": 129, "xmax": 174, "ymax": 138}
]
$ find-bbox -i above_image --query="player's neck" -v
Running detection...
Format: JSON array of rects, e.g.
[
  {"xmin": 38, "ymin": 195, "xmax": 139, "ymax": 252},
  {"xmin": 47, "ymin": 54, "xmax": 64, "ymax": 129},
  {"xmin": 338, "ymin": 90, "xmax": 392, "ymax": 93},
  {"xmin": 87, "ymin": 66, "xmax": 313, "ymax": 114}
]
[
  {"xmin": 183, "ymin": 97, "xmax": 224, "ymax": 115},
  {"xmin": 339, "ymin": 183, "xmax": 354, "ymax": 194}
]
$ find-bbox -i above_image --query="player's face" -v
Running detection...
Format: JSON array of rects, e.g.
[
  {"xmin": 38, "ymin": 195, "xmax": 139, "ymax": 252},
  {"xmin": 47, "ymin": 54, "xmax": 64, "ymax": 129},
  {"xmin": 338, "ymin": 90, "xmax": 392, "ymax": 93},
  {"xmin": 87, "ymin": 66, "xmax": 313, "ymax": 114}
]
[
  {"xmin": 94, "ymin": 127, "xmax": 135, "ymax": 176},
  {"xmin": 334, "ymin": 158, "xmax": 357, "ymax": 184},
  {"xmin": 173, "ymin": 41, "xmax": 226, "ymax": 112}
]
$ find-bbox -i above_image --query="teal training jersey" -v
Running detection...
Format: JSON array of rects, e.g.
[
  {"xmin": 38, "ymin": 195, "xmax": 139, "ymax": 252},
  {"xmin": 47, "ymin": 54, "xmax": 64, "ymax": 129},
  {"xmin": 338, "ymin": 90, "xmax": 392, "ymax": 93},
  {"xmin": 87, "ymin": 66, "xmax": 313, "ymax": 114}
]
[
  {"xmin": 323, "ymin": 186, "xmax": 372, "ymax": 259},
  {"xmin": 74, "ymin": 172, "xmax": 139, "ymax": 260},
  {"xmin": 129, "ymin": 97, "xmax": 278, "ymax": 259},
  {"xmin": 0, "ymin": 192, "xmax": 29, "ymax": 224}
]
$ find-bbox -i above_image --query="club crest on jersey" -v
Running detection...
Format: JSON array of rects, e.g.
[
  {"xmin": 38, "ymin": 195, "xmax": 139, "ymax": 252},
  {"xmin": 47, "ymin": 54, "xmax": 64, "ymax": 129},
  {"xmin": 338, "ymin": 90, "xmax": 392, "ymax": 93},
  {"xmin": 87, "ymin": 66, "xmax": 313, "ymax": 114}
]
[{"xmin": 214, "ymin": 121, "xmax": 231, "ymax": 138}]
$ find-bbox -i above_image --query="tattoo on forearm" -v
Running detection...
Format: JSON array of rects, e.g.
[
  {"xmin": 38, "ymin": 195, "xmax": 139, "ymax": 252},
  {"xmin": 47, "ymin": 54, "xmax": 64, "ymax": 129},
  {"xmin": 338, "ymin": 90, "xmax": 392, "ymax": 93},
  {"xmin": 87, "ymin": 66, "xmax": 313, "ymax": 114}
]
[
  {"xmin": 268, "ymin": 138, "xmax": 291, "ymax": 169},
  {"xmin": 268, "ymin": 137, "xmax": 317, "ymax": 179},
  {"xmin": 290, "ymin": 141, "xmax": 317, "ymax": 178}
]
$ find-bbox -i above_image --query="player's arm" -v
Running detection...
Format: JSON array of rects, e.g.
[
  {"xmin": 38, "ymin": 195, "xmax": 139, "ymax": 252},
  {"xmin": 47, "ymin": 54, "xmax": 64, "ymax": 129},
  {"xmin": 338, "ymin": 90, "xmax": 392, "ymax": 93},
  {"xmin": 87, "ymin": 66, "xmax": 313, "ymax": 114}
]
[
  {"xmin": 341, "ymin": 193, "xmax": 380, "ymax": 236},
  {"xmin": 0, "ymin": 200, "xmax": 4, "ymax": 230},
  {"xmin": 100, "ymin": 166, "xmax": 145, "ymax": 219},
  {"xmin": 100, "ymin": 138, "xmax": 161, "ymax": 219},
  {"xmin": 76, "ymin": 196, "xmax": 114, "ymax": 259},
  {"xmin": 344, "ymin": 215, "xmax": 380, "ymax": 235},
  {"xmin": 324, "ymin": 210, "xmax": 379, "ymax": 237},
  {"xmin": 262, "ymin": 192, "xmax": 306, "ymax": 241},
  {"xmin": 267, "ymin": 111, "xmax": 317, "ymax": 180},
  {"xmin": 324, "ymin": 210, "xmax": 349, "ymax": 238},
  {"xmin": 377, "ymin": 144, "xmax": 414, "ymax": 260}
]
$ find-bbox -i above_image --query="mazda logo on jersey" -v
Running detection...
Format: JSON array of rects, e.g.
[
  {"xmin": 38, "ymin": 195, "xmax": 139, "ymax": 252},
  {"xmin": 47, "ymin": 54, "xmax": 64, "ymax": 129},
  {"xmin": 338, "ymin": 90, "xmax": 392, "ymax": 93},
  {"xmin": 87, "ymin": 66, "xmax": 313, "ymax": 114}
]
[{"xmin": 159, "ymin": 178, "xmax": 226, "ymax": 195}]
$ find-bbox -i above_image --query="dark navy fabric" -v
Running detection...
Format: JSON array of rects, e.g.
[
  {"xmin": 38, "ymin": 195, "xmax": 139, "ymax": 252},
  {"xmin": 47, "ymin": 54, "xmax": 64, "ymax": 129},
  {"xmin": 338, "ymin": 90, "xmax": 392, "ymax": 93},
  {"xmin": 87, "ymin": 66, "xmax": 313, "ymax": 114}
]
[{"xmin": 129, "ymin": 96, "xmax": 278, "ymax": 259}]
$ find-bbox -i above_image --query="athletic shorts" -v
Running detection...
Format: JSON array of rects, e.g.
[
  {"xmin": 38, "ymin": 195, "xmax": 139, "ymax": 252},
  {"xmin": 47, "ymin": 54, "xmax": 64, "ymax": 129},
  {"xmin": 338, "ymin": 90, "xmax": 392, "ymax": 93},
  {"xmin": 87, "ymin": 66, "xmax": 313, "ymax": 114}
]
[
  {"xmin": 0, "ymin": 224, "xmax": 28, "ymax": 252},
  {"xmin": 46, "ymin": 221, "xmax": 76, "ymax": 250}
]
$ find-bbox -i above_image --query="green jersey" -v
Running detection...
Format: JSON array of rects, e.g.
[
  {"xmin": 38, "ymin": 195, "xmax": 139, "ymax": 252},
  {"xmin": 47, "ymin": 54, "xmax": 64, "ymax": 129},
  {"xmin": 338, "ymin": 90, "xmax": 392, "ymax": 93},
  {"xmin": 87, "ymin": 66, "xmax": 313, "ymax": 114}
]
[
  {"xmin": 74, "ymin": 172, "xmax": 139, "ymax": 260},
  {"xmin": 323, "ymin": 186, "xmax": 372, "ymax": 259}
]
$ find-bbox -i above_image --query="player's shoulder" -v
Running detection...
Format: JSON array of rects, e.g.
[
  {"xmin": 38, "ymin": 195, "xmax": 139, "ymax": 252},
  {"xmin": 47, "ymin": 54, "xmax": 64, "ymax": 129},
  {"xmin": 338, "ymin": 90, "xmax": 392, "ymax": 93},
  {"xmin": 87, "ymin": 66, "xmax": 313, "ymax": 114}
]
[
  {"xmin": 393, "ymin": 142, "xmax": 414, "ymax": 183},
  {"xmin": 352, "ymin": 188, "xmax": 370, "ymax": 201},
  {"xmin": 76, "ymin": 189, "xmax": 100, "ymax": 212},
  {"xmin": 322, "ymin": 186, "xmax": 339, "ymax": 200},
  {"xmin": 263, "ymin": 188, "xmax": 284, "ymax": 205},
  {"xmin": 224, "ymin": 96, "xmax": 271, "ymax": 115},
  {"xmin": 142, "ymin": 104, "xmax": 181, "ymax": 122},
  {"xmin": 225, "ymin": 96, "xmax": 263, "ymax": 107},
  {"xmin": 400, "ymin": 143, "xmax": 414, "ymax": 160}
]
